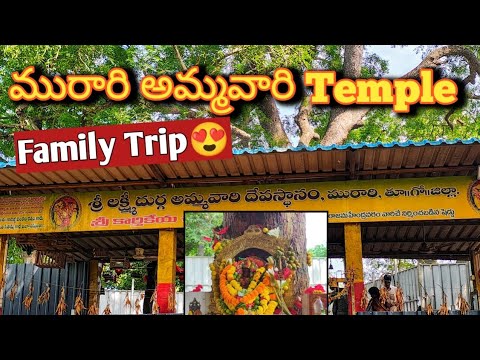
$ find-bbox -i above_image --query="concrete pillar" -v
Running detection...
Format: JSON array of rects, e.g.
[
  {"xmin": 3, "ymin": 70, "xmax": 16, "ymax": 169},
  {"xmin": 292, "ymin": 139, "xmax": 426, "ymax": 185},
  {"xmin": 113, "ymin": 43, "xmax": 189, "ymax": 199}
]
[
  {"xmin": 157, "ymin": 229, "xmax": 177, "ymax": 314},
  {"xmin": 344, "ymin": 223, "xmax": 364, "ymax": 315}
]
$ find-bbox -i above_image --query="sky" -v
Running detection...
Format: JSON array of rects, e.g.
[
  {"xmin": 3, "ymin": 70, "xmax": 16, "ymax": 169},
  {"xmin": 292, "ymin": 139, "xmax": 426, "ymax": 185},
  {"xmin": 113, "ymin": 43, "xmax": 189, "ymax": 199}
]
[
  {"xmin": 305, "ymin": 212, "xmax": 327, "ymax": 249},
  {"xmin": 324, "ymin": 46, "xmax": 424, "ymax": 274},
  {"xmin": 368, "ymin": 45, "xmax": 423, "ymax": 76},
  {"xmin": 283, "ymin": 45, "xmax": 424, "ymax": 146}
]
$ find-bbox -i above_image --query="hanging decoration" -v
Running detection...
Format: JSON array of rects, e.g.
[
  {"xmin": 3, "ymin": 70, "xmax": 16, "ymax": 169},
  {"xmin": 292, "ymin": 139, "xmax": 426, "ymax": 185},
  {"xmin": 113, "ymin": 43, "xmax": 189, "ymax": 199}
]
[
  {"xmin": 455, "ymin": 292, "xmax": 470, "ymax": 315},
  {"xmin": 135, "ymin": 298, "xmax": 141, "ymax": 314},
  {"xmin": 102, "ymin": 303, "xmax": 112, "ymax": 315},
  {"xmin": 396, "ymin": 284, "xmax": 404, "ymax": 311},
  {"xmin": 55, "ymin": 286, "xmax": 67, "ymax": 315},
  {"xmin": 124, "ymin": 293, "xmax": 131, "ymax": 309},
  {"xmin": 426, "ymin": 303, "xmax": 434, "ymax": 315},
  {"xmin": 88, "ymin": 299, "xmax": 99, "ymax": 315},
  {"xmin": 306, "ymin": 251, "xmax": 313, "ymax": 267},
  {"xmin": 74, "ymin": 292, "xmax": 86, "ymax": 315},
  {"xmin": 8, "ymin": 279, "xmax": 18, "ymax": 301},
  {"xmin": 0, "ymin": 272, "xmax": 6, "ymax": 292},
  {"xmin": 422, "ymin": 294, "xmax": 434, "ymax": 315},
  {"xmin": 38, "ymin": 284, "xmax": 51, "ymax": 305},
  {"xmin": 438, "ymin": 292, "xmax": 449, "ymax": 315},
  {"xmin": 22, "ymin": 280, "xmax": 34, "ymax": 311},
  {"xmin": 150, "ymin": 289, "xmax": 159, "ymax": 314},
  {"xmin": 360, "ymin": 287, "xmax": 369, "ymax": 310}
]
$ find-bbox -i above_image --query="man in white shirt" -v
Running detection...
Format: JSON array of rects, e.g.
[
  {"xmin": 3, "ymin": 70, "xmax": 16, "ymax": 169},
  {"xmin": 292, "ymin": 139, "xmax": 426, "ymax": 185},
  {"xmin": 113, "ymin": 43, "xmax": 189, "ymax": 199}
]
[{"xmin": 381, "ymin": 274, "xmax": 398, "ymax": 311}]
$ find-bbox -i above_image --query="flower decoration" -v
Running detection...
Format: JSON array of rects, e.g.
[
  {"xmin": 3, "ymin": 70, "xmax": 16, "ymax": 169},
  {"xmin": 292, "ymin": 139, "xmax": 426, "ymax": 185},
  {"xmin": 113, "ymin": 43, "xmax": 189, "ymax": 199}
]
[
  {"xmin": 211, "ymin": 245, "xmax": 300, "ymax": 315},
  {"xmin": 305, "ymin": 284, "xmax": 326, "ymax": 294},
  {"xmin": 192, "ymin": 284, "xmax": 203, "ymax": 292}
]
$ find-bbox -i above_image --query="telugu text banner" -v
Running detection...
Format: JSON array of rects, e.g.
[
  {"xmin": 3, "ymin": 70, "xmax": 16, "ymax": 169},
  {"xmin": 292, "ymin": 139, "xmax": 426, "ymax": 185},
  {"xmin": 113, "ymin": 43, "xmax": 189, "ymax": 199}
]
[{"xmin": 0, "ymin": 176, "xmax": 479, "ymax": 234}]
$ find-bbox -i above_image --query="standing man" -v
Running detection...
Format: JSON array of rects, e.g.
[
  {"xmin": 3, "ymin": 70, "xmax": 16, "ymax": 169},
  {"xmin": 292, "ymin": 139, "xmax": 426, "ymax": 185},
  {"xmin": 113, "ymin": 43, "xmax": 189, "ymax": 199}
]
[{"xmin": 381, "ymin": 274, "xmax": 398, "ymax": 311}]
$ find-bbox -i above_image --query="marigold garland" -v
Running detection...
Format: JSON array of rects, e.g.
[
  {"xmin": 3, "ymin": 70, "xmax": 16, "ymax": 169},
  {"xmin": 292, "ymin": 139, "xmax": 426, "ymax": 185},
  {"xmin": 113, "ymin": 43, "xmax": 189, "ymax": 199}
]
[{"xmin": 216, "ymin": 257, "xmax": 287, "ymax": 315}]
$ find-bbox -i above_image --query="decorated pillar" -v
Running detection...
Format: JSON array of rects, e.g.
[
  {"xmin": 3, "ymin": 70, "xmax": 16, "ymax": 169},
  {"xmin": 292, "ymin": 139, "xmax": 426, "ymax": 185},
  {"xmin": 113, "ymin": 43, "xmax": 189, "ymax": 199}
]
[
  {"xmin": 157, "ymin": 229, "xmax": 177, "ymax": 314},
  {"xmin": 0, "ymin": 235, "xmax": 8, "ymax": 316},
  {"xmin": 88, "ymin": 260, "xmax": 101, "ymax": 314},
  {"xmin": 344, "ymin": 223, "xmax": 364, "ymax": 315}
]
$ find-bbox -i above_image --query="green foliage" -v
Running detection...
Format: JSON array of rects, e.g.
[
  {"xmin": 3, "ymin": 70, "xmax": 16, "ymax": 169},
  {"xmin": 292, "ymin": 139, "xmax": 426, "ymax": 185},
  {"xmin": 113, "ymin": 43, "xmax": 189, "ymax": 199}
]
[
  {"xmin": 101, "ymin": 262, "xmax": 147, "ymax": 290},
  {"xmin": 6, "ymin": 237, "xmax": 24, "ymax": 264},
  {"xmin": 1, "ymin": 45, "xmax": 480, "ymax": 156},
  {"xmin": 184, "ymin": 212, "xmax": 223, "ymax": 256},
  {"xmin": 363, "ymin": 258, "xmax": 417, "ymax": 283},
  {"xmin": 308, "ymin": 244, "xmax": 327, "ymax": 258},
  {"xmin": 348, "ymin": 105, "xmax": 480, "ymax": 144},
  {"xmin": 318, "ymin": 45, "xmax": 343, "ymax": 71},
  {"xmin": 230, "ymin": 45, "xmax": 317, "ymax": 74},
  {"xmin": 176, "ymin": 260, "xmax": 184, "ymax": 292}
]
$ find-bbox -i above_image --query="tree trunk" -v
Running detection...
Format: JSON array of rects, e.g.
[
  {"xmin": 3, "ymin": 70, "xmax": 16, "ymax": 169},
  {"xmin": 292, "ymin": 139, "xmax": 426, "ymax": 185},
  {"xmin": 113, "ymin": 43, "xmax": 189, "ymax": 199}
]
[
  {"xmin": 222, "ymin": 212, "xmax": 309, "ymax": 296},
  {"xmin": 295, "ymin": 101, "xmax": 319, "ymax": 146},
  {"xmin": 259, "ymin": 95, "xmax": 291, "ymax": 147},
  {"xmin": 320, "ymin": 45, "xmax": 368, "ymax": 146}
]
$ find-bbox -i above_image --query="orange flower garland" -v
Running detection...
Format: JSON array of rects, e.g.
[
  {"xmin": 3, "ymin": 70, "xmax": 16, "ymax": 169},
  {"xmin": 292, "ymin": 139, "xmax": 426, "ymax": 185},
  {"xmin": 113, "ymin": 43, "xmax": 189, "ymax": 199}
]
[{"xmin": 217, "ymin": 258, "xmax": 279, "ymax": 315}]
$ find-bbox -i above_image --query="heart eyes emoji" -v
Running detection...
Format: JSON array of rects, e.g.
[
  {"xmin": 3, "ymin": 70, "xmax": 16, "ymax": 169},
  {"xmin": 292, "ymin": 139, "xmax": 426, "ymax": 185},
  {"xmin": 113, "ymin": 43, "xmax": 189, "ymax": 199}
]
[{"xmin": 191, "ymin": 122, "xmax": 228, "ymax": 157}]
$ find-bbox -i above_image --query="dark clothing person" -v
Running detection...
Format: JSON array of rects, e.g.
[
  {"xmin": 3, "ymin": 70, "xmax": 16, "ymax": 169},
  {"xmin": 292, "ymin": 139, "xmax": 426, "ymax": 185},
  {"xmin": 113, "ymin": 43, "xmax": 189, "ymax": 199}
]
[
  {"xmin": 366, "ymin": 286, "xmax": 388, "ymax": 312},
  {"xmin": 332, "ymin": 291, "xmax": 349, "ymax": 315}
]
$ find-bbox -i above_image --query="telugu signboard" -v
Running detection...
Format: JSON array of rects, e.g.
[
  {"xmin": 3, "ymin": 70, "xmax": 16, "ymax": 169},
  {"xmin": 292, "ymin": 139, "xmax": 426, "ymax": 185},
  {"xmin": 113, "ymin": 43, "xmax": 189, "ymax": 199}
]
[{"xmin": 0, "ymin": 176, "xmax": 480, "ymax": 234}]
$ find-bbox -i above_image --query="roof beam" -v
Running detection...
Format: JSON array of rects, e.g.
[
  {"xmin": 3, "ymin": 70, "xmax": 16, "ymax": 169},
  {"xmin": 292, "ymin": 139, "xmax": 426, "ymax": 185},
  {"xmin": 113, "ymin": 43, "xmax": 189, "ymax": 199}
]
[
  {"xmin": 348, "ymin": 151, "xmax": 356, "ymax": 180},
  {"xmin": 0, "ymin": 164, "xmax": 477, "ymax": 192},
  {"xmin": 148, "ymin": 164, "xmax": 166, "ymax": 182}
]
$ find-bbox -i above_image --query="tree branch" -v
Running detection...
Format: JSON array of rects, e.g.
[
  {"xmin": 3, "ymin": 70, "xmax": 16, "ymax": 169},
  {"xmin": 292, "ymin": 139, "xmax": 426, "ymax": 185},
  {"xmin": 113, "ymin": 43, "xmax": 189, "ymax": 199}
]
[
  {"xmin": 294, "ymin": 100, "xmax": 319, "ymax": 146},
  {"xmin": 0, "ymin": 133, "xmax": 14, "ymax": 140},
  {"xmin": 403, "ymin": 45, "xmax": 480, "ymax": 83},
  {"xmin": 343, "ymin": 45, "xmax": 364, "ymax": 78},
  {"xmin": 213, "ymin": 46, "xmax": 246, "ymax": 66},
  {"xmin": 230, "ymin": 124, "xmax": 251, "ymax": 148},
  {"xmin": 293, "ymin": 44, "xmax": 365, "ymax": 146},
  {"xmin": 444, "ymin": 108, "xmax": 455, "ymax": 131},
  {"xmin": 321, "ymin": 45, "xmax": 480, "ymax": 146},
  {"xmin": 0, "ymin": 124, "xmax": 26, "ymax": 129},
  {"xmin": 259, "ymin": 94, "xmax": 291, "ymax": 147},
  {"xmin": 172, "ymin": 45, "xmax": 188, "ymax": 71}
]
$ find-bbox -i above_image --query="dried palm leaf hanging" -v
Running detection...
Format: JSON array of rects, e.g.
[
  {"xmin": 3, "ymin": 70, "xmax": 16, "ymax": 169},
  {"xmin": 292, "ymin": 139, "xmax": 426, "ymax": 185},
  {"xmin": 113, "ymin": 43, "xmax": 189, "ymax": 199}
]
[
  {"xmin": 150, "ymin": 288, "xmax": 159, "ymax": 314},
  {"xmin": 124, "ymin": 293, "xmax": 131, "ymax": 308},
  {"xmin": 74, "ymin": 292, "xmax": 86, "ymax": 315},
  {"xmin": 0, "ymin": 272, "xmax": 6, "ymax": 292},
  {"xmin": 102, "ymin": 303, "xmax": 112, "ymax": 315},
  {"xmin": 88, "ymin": 299, "xmax": 99, "ymax": 315},
  {"xmin": 38, "ymin": 284, "xmax": 51, "ymax": 305},
  {"xmin": 8, "ymin": 280, "xmax": 18, "ymax": 301},
  {"xmin": 135, "ymin": 298, "xmax": 141, "ymax": 314},
  {"xmin": 22, "ymin": 280, "xmax": 34, "ymax": 311},
  {"xmin": 56, "ymin": 286, "xmax": 67, "ymax": 315},
  {"xmin": 360, "ymin": 287, "xmax": 369, "ymax": 310}
]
